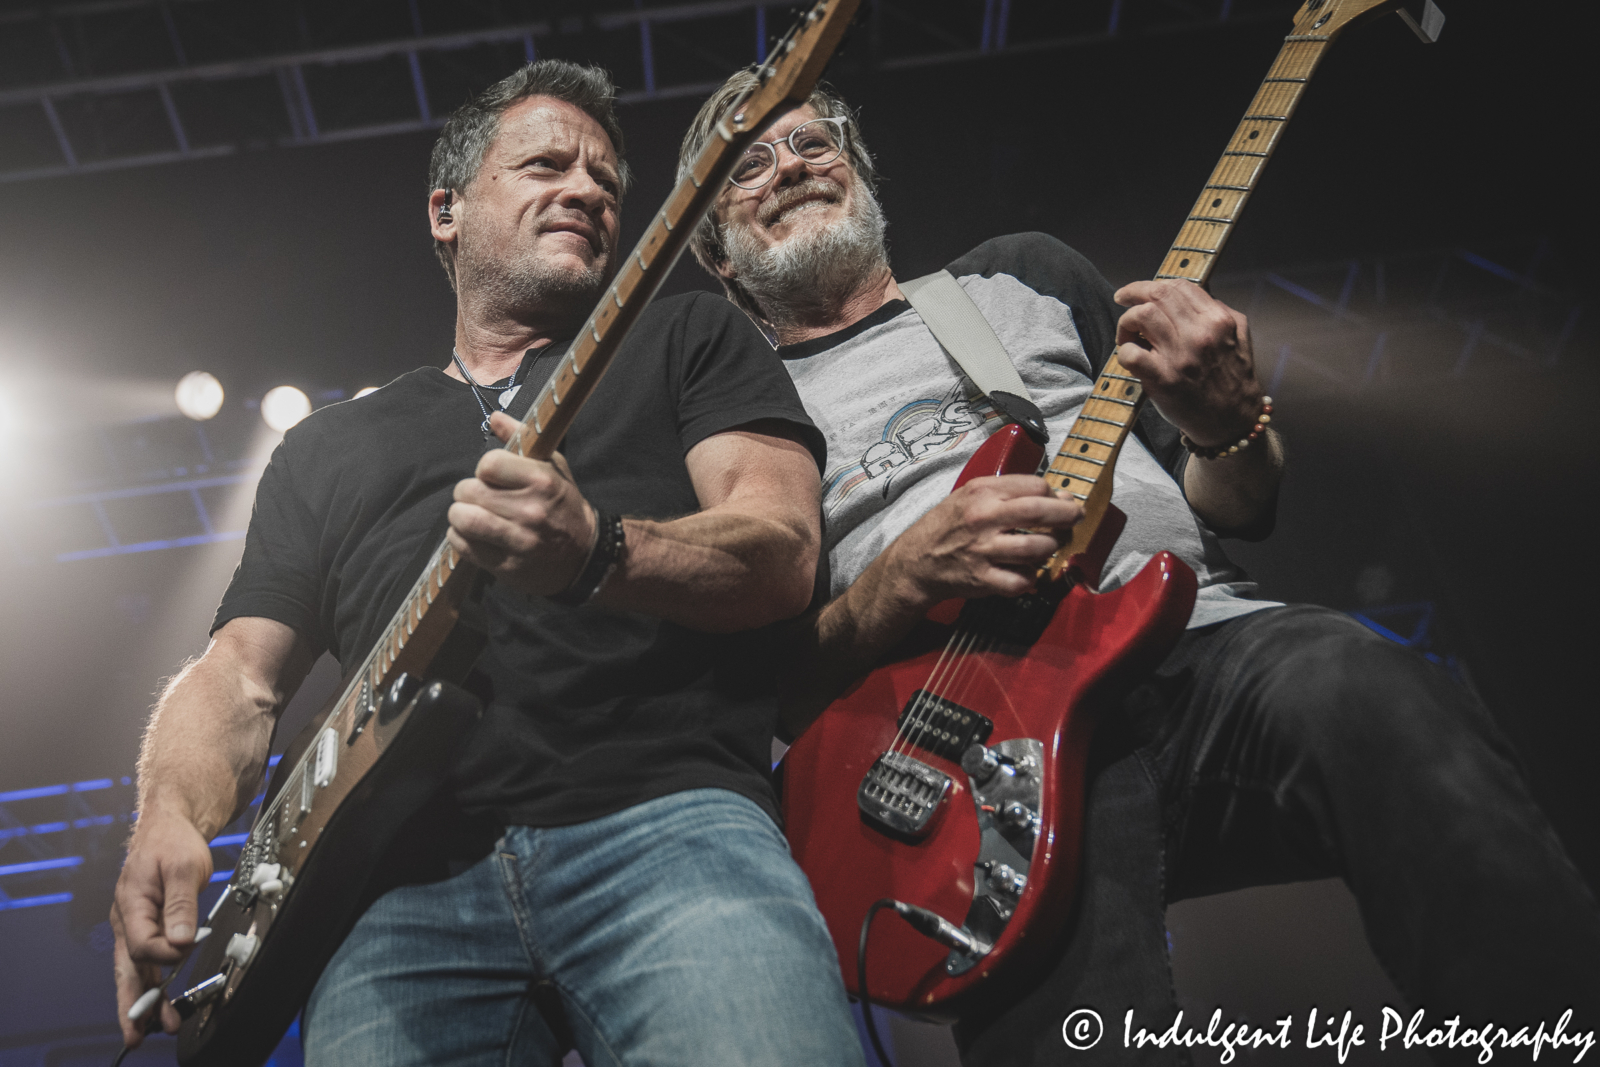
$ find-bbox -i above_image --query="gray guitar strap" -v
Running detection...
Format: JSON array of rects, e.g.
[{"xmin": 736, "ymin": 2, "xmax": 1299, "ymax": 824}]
[{"xmin": 899, "ymin": 269, "xmax": 1048, "ymax": 445}]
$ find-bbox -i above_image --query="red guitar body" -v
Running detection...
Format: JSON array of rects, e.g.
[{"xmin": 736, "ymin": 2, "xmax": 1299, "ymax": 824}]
[{"xmin": 782, "ymin": 423, "xmax": 1197, "ymax": 1016}]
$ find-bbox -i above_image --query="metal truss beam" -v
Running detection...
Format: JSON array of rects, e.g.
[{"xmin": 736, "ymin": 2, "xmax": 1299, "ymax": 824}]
[
  {"xmin": 27, "ymin": 472, "xmax": 255, "ymax": 562},
  {"xmin": 1210, "ymin": 244, "xmax": 1589, "ymax": 400},
  {"xmin": 1, "ymin": 0, "xmax": 1281, "ymax": 185},
  {"xmin": 0, "ymin": 0, "xmax": 216, "ymax": 28},
  {"xmin": 1, "ymin": 242, "xmax": 1582, "ymax": 567},
  {"xmin": 0, "ymin": 760, "xmax": 276, "ymax": 912}
]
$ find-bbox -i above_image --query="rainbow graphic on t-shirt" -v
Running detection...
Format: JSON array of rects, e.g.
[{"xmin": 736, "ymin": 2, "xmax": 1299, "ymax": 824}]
[{"xmin": 822, "ymin": 383, "xmax": 1003, "ymax": 515}]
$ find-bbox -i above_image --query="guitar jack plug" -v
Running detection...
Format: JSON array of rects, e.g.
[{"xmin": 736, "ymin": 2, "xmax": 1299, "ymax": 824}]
[
  {"xmin": 858, "ymin": 899, "xmax": 992, "ymax": 1067},
  {"xmin": 888, "ymin": 899, "xmax": 992, "ymax": 959}
]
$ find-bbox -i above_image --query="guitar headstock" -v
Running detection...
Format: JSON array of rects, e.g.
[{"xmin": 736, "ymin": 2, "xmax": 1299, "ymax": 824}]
[
  {"xmin": 723, "ymin": 0, "xmax": 862, "ymax": 135},
  {"xmin": 1290, "ymin": 0, "xmax": 1443, "ymax": 41}
]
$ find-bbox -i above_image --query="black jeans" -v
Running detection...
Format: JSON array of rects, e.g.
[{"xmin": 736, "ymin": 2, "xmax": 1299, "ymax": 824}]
[{"xmin": 955, "ymin": 605, "xmax": 1600, "ymax": 1065}]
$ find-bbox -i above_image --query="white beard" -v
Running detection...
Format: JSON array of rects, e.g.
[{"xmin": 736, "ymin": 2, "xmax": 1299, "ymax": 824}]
[{"xmin": 721, "ymin": 172, "xmax": 889, "ymax": 331}]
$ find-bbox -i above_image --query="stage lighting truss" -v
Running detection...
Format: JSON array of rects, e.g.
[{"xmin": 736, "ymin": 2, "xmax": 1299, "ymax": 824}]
[
  {"xmin": 0, "ymin": 0, "xmax": 1296, "ymax": 184},
  {"xmin": 0, "ymin": 242, "xmax": 1585, "ymax": 569},
  {"xmin": 0, "ymin": 760, "xmax": 276, "ymax": 915},
  {"xmin": 1208, "ymin": 242, "xmax": 1589, "ymax": 401}
]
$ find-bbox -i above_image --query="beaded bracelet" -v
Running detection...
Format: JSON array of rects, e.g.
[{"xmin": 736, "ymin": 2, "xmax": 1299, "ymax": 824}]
[
  {"xmin": 1180, "ymin": 396, "xmax": 1273, "ymax": 460},
  {"xmin": 550, "ymin": 510, "xmax": 626, "ymax": 607}
]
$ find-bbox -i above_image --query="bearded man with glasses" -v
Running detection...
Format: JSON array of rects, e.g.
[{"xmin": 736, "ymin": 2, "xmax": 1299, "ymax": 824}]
[{"xmin": 679, "ymin": 72, "xmax": 1600, "ymax": 1066}]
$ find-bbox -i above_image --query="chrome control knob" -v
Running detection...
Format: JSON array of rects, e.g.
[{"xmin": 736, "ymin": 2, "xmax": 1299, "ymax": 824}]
[
  {"xmin": 1000, "ymin": 801, "xmax": 1041, "ymax": 834},
  {"xmin": 986, "ymin": 862, "xmax": 1027, "ymax": 899},
  {"xmin": 961, "ymin": 743, "xmax": 1001, "ymax": 783}
]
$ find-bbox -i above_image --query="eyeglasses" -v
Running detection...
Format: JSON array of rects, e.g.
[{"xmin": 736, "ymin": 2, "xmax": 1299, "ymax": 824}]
[{"xmin": 728, "ymin": 117, "xmax": 849, "ymax": 190}]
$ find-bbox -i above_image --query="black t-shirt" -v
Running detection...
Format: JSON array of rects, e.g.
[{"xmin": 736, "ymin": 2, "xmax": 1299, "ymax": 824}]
[{"xmin": 214, "ymin": 292, "xmax": 825, "ymax": 828}]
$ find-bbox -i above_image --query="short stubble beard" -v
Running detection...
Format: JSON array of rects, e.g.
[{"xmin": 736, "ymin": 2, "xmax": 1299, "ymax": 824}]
[
  {"xmin": 721, "ymin": 171, "xmax": 889, "ymax": 331},
  {"xmin": 454, "ymin": 217, "xmax": 613, "ymax": 331}
]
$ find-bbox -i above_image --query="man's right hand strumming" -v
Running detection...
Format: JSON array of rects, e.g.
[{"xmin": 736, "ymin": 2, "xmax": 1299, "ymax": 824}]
[
  {"xmin": 871, "ymin": 475, "xmax": 1083, "ymax": 611},
  {"xmin": 112, "ymin": 810, "xmax": 213, "ymax": 1046},
  {"xmin": 110, "ymin": 616, "xmax": 316, "ymax": 1048},
  {"xmin": 779, "ymin": 475, "xmax": 1081, "ymax": 739}
]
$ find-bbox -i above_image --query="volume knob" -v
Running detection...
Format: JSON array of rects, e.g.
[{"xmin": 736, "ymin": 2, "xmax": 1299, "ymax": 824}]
[
  {"xmin": 1000, "ymin": 801, "xmax": 1040, "ymax": 834},
  {"xmin": 986, "ymin": 862, "xmax": 1027, "ymax": 899},
  {"xmin": 961, "ymin": 743, "xmax": 1001, "ymax": 783},
  {"xmin": 224, "ymin": 932, "xmax": 259, "ymax": 967}
]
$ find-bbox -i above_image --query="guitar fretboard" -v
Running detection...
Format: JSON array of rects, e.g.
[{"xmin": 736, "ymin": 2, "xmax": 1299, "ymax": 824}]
[
  {"xmin": 254, "ymin": 0, "xmax": 863, "ymax": 830},
  {"xmin": 1040, "ymin": 31, "xmax": 1331, "ymax": 576}
]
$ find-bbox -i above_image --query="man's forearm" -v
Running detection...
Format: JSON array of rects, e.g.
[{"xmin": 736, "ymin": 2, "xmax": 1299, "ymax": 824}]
[
  {"xmin": 596, "ymin": 507, "xmax": 817, "ymax": 633},
  {"xmin": 777, "ymin": 550, "xmax": 930, "ymax": 739},
  {"xmin": 776, "ymin": 476, "xmax": 1084, "ymax": 739},
  {"xmin": 1183, "ymin": 427, "xmax": 1285, "ymax": 533},
  {"xmin": 137, "ymin": 624, "xmax": 308, "ymax": 838}
]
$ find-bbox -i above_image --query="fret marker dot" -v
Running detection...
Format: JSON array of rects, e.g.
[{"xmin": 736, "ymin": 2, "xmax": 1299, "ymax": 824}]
[
  {"xmin": 1100, "ymin": 381, "xmax": 1108, "ymax": 391},
  {"xmin": 1079, "ymin": 443, "xmax": 1089, "ymax": 453},
  {"xmin": 1125, "ymin": 385, "xmax": 1135, "ymax": 396},
  {"xmin": 1180, "ymin": 258, "xmax": 1190, "ymax": 268},
  {"xmin": 1249, "ymin": 130, "xmax": 1260, "ymax": 139},
  {"xmin": 1212, "ymin": 198, "xmax": 1222, "ymax": 207}
]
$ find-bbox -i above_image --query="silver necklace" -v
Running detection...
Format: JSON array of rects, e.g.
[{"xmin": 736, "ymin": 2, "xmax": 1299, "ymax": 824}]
[{"xmin": 451, "ymin": 347, "xmax": 527, "ymax": 436}]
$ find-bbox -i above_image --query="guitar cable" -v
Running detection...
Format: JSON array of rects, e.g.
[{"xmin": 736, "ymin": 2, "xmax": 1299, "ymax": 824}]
[
  {"xmin": 111, "ymin": 920, "xmax": 215, "ymax": 1066},
  {"xmin": 110, "ymin": 1012, "xmax": 160, "ymax": 1067},
  {"xmin": 858, "ymin": 898, "xmax": 992, "ymax": 1067},
  {"xmin": 858, "ymin": 900, "xmax": 902, "ymax": 1067}
]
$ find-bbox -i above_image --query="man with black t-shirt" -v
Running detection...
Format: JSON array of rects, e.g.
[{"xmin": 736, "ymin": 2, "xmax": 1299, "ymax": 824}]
[
  {"xmin": 679, "ymin": 73, "xmax": 1600, "ymax": 1064},
  {"xmin": 110, "ymin": 62, "xmax": 867, "ymax": 1066}
]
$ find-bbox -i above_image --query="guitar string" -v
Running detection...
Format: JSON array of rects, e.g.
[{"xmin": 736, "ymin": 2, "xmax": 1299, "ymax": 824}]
[
  {"xmin": 883, "ymin": 627, "xmax": 968, "ymax": 761},
  {"xmin": 889, "ymin": 624, "xmax": 984, "ymax": 764},
  {"xmin": 887, "ymin": 40, "xmax": 1327, "ymax": 771},
  {"xmin": 254, "ymin": 541, "xmax": 450, "ymax": 838},
  {"xmin": 885, "ymin": 626, "xmax": 975, "ymax": 763},
  {"xmin": 928, "ymin": 628, "xmax": 1001, "ymax": 760},
  {"xmin": 945, "ymin": 629, "xmax": 1000, "ymax": 726},
  {"xmin": 243, "ymin": 11, "xmax": 832, "ymax": 858},
  {"xmin": 250, "ymin": 30, "xmax": 1325, "ymax": 868}
]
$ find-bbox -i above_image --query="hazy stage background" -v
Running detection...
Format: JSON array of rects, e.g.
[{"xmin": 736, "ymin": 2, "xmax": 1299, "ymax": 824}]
[{"xmin": 0, "ymin": 1, "xmax": 1591, "ymax": 1062}]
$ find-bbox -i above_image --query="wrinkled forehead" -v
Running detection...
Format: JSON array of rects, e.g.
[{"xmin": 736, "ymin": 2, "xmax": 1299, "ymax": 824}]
[{"xmin": 484, "ymin": 95, "xmax": 619, "ymax": 169}]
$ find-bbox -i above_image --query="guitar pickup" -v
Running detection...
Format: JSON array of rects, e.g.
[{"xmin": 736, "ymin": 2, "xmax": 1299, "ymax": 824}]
[
  {"xmin": 347, "ymin": 678, "xmax": 378, "ymax": 744},
  {"xmin": 897, "ymin": 691, "xmax": 992, "ymax": 762}
]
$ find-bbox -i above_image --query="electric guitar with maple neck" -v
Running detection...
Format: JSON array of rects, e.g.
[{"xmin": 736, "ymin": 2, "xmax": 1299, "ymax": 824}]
[
  {"xmin": 781, "ymin": 0, "xmax": 1444, "ymax": 1017},
  {"xmin": 167, "ymin": 3, "xmax": 862, "ymax": 1063}
]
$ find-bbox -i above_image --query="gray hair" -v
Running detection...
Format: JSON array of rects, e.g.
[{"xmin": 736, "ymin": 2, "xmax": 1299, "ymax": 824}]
[
  {"xmin": 677, "ymin": 71, "xmax": 878, "ymax": 319},
  {"xmin": 428, "ymin": 59, "xmax": 633, "ymax": 290}
]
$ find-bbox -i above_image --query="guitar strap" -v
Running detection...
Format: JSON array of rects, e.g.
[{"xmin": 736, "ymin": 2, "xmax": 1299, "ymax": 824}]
[{"xmin": 899, "ymin": 269, "xmax": 1048, "ymax": 445}]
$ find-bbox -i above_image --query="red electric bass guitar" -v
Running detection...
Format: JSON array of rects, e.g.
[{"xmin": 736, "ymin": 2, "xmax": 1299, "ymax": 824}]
[{"xmin": 782, "ymin": 0, "xmax": 1443, "ymax": 1016}]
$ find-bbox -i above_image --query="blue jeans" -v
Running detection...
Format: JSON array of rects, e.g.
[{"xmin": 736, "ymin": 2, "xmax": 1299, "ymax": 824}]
[{"xmin": 303, "ymin": 788, "xmax": 866, "ymax": 1067}]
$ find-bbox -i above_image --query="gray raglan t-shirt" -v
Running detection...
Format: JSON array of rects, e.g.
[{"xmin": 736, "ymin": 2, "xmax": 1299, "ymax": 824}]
[{"xmin": 778, "ymin": 232, "xmax": 1279, "ymax": 630}]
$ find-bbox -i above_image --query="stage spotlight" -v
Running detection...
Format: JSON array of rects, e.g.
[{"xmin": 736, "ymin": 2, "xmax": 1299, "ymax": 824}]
[
  {"xmin": 175, "ymin": 371, "xmax": 224, "ymax": 421},
  {"xmin": 354, "ymin": 387, "xmax": 380, "ymax": 399},
  {"xmin": 261, "ymin": 386, "xmax": 311, "ymax": 432}
]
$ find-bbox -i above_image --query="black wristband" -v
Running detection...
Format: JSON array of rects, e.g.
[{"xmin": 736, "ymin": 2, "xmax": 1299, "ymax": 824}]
[{"xmin": 550, "ymin": 509, "xmax": 625, "ymax": 607}]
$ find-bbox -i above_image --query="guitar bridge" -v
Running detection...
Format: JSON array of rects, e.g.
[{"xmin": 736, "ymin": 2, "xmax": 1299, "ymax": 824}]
[{"xmin": 858, "ymin": 752, "xmax": 951, "ymax": 838}]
